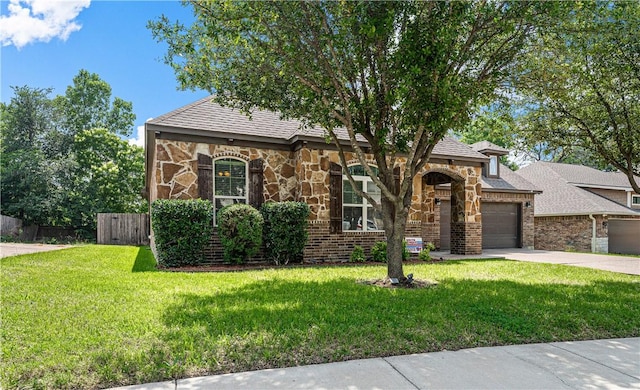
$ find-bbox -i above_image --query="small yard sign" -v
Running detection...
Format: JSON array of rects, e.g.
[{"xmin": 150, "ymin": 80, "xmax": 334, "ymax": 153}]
[{"xmin": 405, "ymin": 237, "xmax": 423, "ymax": 253}]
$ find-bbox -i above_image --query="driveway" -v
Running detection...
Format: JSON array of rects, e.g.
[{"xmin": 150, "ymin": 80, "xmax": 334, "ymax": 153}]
[
  {"xmin": 0, "ymin": 243, "xmax": 72, "ymax": 258},
  {"xmin": 483, "ymin": 248, "xmax": 640, "ymax": 275}
]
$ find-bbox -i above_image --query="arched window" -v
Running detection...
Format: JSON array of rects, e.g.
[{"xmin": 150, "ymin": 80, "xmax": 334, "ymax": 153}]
[
  {"xmin": 213, "ymin": 158, "xmax": 247, "ymax": 222},
  {"xmin": 343, "ymin": 165, "xmax": 384, "ymax": 231}
]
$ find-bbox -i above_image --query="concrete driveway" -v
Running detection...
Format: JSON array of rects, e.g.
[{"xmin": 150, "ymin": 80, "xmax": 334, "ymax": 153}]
[
  {"xmin": 0, "ymin": 243, "xmax": 72, "ymax": 258},
  {"xmin": 483, "ymin": 248, "xmax": 640, "ymax": 275}
]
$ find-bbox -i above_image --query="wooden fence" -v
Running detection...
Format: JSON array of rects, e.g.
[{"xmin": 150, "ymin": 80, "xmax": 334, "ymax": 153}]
[{"xmin": 97, "ymin": 213, "xmax": 150, "ymax": 245}]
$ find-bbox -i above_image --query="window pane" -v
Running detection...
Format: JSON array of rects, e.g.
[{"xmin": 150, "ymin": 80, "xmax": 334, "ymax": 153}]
[
  {"xmin": 231, "ymin": 177, "xmax": 246, "ymax": 196},
  {"xmin": 343, "ymin": 180, "xmax": 363, "ymax": 204},
  {"xmin": 489, "ymin": 156, "xmax": 498, "ymax": 176},
  {"xmin": 366, "ymin": 181, "xmax": 381, "ymax": 204},
  {"xmin": 368, "ymin": 206, "xmax": 384, "ymax": 231},
  {"xmin": 343, "ymin": 206, "xmax": 363, "ymax": 231},
  {"xmin": 348, "ymin": 165, "xmax": 379, "ymax": 177},
  {"xmin": 215, "ymin": 159, "xmax": 246, "ymax": 196},
  {"xmin": 215, "ymin": 176, "xmax": 231, "ymax": 196}
]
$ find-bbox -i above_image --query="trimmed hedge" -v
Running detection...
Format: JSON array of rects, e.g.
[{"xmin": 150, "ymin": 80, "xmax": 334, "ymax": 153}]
[
  {"xmin": 217, "ymin": 203, "xmax": 264, "ymax": 264},
  {"xmin": 261, "ymin": 201, "xmax": 310, "ymax": 265},
  {"xmin": 151, "ymin": 199, "xmax": 214, "ymax": 267}
]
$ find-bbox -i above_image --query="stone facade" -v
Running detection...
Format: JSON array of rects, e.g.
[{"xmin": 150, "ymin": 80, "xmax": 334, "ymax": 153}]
[{"xmin": 151, "ymin": 138, "xmax": 484, "ymax": 262}]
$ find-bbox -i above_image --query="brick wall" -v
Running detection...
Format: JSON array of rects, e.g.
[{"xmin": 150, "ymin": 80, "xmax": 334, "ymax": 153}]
[
  {"xmin": 534, "ymin": 215, "xmax": 601, "ymax": 252},
  {"xmin": 450, "ymin": 222, "xmax": 482, "ymax": 255}
]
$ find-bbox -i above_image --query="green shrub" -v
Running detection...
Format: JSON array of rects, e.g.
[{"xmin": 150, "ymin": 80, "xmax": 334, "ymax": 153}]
[
  {"xmin": 350, "ymin": 245, "xmax": 365, "ymax": 263},
  {"xmin": 418, "ymin": 242, "xmax": 436, "ymax": 261},
  {"xmin": 261, "ymin": 201, "xmax": 310, "ymax": 265},
  {"xmin": 217, "ymin": 203, "xmax": 264, "ymax": 264},
  {"xmin": 371, "ymin": 241, "xmax": 387, "ymax": 262},
  {"xmin": 151, "ymin": 199, "xmax": 214, "ymax": 267},
  {"xmin": 370, "ymin": 240, "xmax": 410, "ymax": 263}
]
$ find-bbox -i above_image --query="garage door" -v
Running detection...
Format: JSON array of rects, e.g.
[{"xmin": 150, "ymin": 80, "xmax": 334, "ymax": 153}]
[
  {"xmin": 608, "ymin": 219, "xmax": 640, "ymax": 255},
  {"xmin": 482, "ymin": 202, "xmax": 521, "ymax": 248},
  {"xmin": 440, "ymin": 200, "xmax": 451, "ymax": 250}
]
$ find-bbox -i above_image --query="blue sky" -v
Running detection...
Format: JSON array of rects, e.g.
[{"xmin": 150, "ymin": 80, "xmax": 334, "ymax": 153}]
[{"xmin": 1, "ymin": 0, "xmax": 210, "ymax": 146}]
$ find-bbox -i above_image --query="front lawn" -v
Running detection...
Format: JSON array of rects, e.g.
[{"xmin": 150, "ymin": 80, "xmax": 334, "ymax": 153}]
[{"xmin": 1, "ymin": 245, "xmax": 639, "ymax": 389}]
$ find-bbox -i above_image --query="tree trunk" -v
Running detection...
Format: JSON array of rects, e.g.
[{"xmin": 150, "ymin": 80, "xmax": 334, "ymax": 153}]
[
  {"xmin": 385, "ymin": 206, "xmax": 408, "ymax": 280},
  {"xmin": 381, "ymin": 182, "xmax": 411, "ymax": 281}
]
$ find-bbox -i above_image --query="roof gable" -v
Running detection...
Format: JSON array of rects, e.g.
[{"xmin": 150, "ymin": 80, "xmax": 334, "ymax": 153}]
[{"xmin": 470, "ymin": 141, "xmax": 509, "ymax": 156}]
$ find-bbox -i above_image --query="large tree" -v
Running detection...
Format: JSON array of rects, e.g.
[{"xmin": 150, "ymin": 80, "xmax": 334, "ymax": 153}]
[
  {"xmin": 68, "ymin": 128, "xmax": 146, "ymax": 230},
  {"xmin": 151, "ymin": 1, "xmax": 557, "ymax": 280},
  {"xmin": 513, "ymin": 1, "xmax": 640, "ymax": 191},
  {"xmin": 52, "ymin": 69, "xmax": 136, "ymax": 156},
  {"xmin": 1, "ymin": 71, "xmax": 144, "ymax": 234},
  {"xmin": 0, "ymin": 86, "xmax": 63, "ymax": 225}
]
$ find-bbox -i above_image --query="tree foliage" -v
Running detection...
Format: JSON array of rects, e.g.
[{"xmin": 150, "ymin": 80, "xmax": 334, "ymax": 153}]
[
  {"xmin": 0, "ymin": 71, "xmax": 143, "ymax": 233},
  {"xmin": 513, "ymin": 1, "xmax": 640, "ymax": 191},
  {"xmin": 150, "ymin": 1, "xmax": 558, "ymax": 279},
  {"xmin": 54, "ymin": 69, "xmax": 136, "ymax": 138}
]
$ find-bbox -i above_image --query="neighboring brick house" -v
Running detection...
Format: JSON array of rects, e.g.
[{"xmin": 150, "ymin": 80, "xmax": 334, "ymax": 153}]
[
  {"xmin": 516, "ymin": 162, "xmax": 640, "ymax": 254},
  {"xmin": 144, "ymin": 97, "xmax": 537, "ymax": 262}
]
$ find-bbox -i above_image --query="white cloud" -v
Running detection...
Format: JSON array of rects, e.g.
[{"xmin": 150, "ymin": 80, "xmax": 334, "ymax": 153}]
[
  {"xmin": 0, "ymin": 0, "xmax": 91, "ymax": 48},
  {"xmin": 128, "ymin": 121, "xmax": 150, "ymax": 148}
]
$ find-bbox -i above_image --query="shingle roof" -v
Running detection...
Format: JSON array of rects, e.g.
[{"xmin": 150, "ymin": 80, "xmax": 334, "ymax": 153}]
[
  {"xmin": 470, "ymin": 141, "xmax": 509, "ymax": 156},
  {"xmin": 481, "ymin": 165, "xmax": 540, "ymax": 193},
  {"xmin": 147, "ymin": 96, "xmax": 489, "ymax": 162},
  {"xmin": 432, "ymin": 137, "xmax": 488, "ymax": 161},
  {"xmin": 516, "ymin": 162, "xmax": 639, "ymax": 216},
  {"xmin": 530, "ymin": 161, "xmax": 638, "ymax": 190}
]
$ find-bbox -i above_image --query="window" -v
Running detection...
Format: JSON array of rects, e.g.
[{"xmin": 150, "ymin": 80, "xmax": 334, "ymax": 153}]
[
  {"xmin": 343, "ymin": 165, "xmax": 384, "ymax": 231},
  {"xmin": 488, "ymin": 155, "xmax": 499, "ymax": 177},
  {"xmin": 213, "ymin": 158, "xmax": 247, "ymax": 222},
  {"xmin": 633, "ymin": 194, "xmax": 640, "ymax": 206}
]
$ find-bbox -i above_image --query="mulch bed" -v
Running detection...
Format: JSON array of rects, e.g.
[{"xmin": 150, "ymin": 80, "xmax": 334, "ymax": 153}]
[{"xmin": 359, "ymin": 277, "xmax": 438, "ymax": 289}]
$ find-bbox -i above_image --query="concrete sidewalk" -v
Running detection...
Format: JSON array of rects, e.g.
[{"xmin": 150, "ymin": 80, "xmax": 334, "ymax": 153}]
[{"xmin": 114, "ymin": 338, "xmax": 640, "ymax": 390}]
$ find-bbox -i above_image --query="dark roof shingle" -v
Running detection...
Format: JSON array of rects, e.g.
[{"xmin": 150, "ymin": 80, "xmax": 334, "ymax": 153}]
[
  {"xmin": 147, "ymin": 96, "xmax": 489, "ymax": 162},
  {"xmin": 516, "ymin": 162, "xmax": 639, "ymax": 216}
]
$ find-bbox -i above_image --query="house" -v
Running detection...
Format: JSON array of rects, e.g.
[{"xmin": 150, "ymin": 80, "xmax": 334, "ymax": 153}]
[
  {"xmin": 516, "ymin": 162, "xmax": 640, "ymax": 254},
  {"xmin": 144, "ymin": 96, "xmax": 538, "ymax": 262},
  {"xmin": 432, "ymin": 141, "xmax": 540, "ymax": 251}
]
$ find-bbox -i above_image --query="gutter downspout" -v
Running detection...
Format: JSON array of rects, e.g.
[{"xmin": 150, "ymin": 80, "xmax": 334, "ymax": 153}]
[{"xmin": 588, "ymin": 214, "xmax": 596, "ymax": 253}]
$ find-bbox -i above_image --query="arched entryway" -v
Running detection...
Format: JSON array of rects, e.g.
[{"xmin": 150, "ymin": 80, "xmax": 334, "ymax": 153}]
[{"xmin": 422, "ymin": 169, "xmax": 482, "ymax": 255}]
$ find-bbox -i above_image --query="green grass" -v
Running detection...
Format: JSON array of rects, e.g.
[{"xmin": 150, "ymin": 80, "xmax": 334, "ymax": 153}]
[{"xmin": 1, "ymin": 245, "xmax": 639, "ymax": 389}]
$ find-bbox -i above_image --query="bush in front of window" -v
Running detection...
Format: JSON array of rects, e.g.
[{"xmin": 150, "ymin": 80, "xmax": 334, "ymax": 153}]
[
  {"xmin": 371, "ymin": 241, "xmax": 388, "ymax": 263},
  {"xmin": 151, "ymin": 199, "xmax": 214, "ymax": 267},
  {"xmin": 217, "ymin": 203, "xmax": 264, "ymax": 264},
  {"xmin": 261, "ymin": 201, "xmax": 310, "ymax": 265},
  {"xmin": 350, "ymin": 245, "xmax": 366, "ymax": 263},
  {"xmin": 370, "ymin": 240, "xmax": 410, "ymax": 263}
]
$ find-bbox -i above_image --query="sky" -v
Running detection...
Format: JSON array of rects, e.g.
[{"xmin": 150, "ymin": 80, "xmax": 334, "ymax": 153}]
[{"xmin": 0, "ymin": 0, "xmax": 210, "ymax": 147}]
